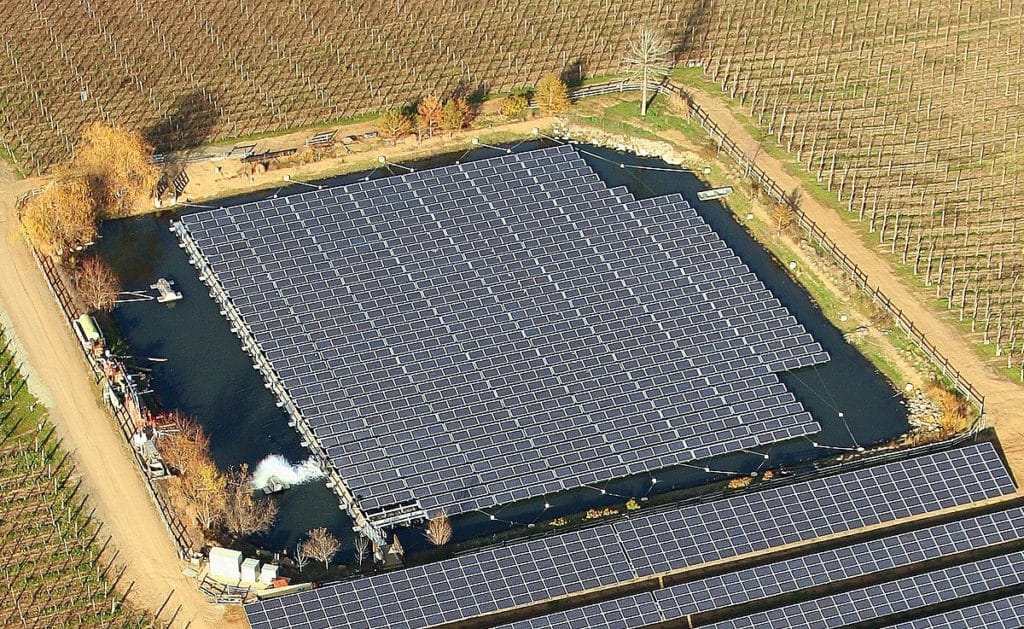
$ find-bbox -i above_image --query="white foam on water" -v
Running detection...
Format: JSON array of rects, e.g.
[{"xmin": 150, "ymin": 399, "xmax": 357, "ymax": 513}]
[{"xmin": 250, "ymin": 454, "xmax": 325, "ymax": 490}]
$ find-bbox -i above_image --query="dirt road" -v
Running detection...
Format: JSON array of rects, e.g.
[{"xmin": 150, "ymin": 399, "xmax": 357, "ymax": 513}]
[
  {"xmin": 684, "ymin": 89, "xmax": 1024, "ymax": 479},
  {"xmin": 0, "ymin": 168, "xmax": 235, "ymax": 628}
]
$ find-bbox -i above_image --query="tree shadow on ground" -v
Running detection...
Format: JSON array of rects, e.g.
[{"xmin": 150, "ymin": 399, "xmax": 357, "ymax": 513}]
[{"xmin": 145, "ymin": 89, "xmax": 221, "ymax": 155}]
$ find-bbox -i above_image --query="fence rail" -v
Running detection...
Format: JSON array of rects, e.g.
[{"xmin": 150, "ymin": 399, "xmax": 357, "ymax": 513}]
[
  {"xmin": 568, "ymin": 79, "xmax": 986, "ymax": 415},
  {"xmin": 31, "ymin": 250, "xmax": 194, "ymax": 557}
]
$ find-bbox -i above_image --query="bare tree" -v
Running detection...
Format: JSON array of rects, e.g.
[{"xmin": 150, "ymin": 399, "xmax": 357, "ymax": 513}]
[
  {"xmin": 622, "ymin": 27, "xmax": 673, "ymax": 116},
  {"xmin": 299, "ymin": 527, "xmax": 341, "ymax": 569},
  {"xmin": 354, "ymin": 535, "xmax": 370, "ymax": 567},
  {"xmin": 74, "ymin": 256, "xmax": 120, "ymax": 312},
  {"xmin": 424, "ymin": 511, "xmax": 452, "ymax": 546},
  {"xmin": 184, "ymin": 460, "xmax": 227, "ymax": 531},
  {"xmin": 771, "ymin": 202, "xmax": 795, "ymax": 235},
  {"xmin": 294, "ymin": 543, "xmax": 311, "ymax": 572},
  {"xmin": 223, "ymin": 463, "xmax": 279, "ymax": 538}
]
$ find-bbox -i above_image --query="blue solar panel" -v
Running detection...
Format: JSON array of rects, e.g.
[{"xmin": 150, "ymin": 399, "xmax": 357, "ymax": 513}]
[
  {"xmin": 887, "ymin": 592, "xmax": 1024, "ymax": 629},
  {"xmin": 654, "ymin": 504, "xmax": 1024, "ymax": 620},
  {"xmin": 709, "ymin": 549, "xmax": 1024, "ymax": 628},
  {"xmin": 499, "ymin": 592, "xmax": 662, "ymax": 629},
  {"xmin": 243, "ymin": 444, "xmax": 1014, "ymax": 629},
  {"xmin": 615, "ymin": 442, "xmax": 1014, "ymax": 577},
  {"xmin": 177, "ymin": 145, "xmax": 829, "ymax": 516}
]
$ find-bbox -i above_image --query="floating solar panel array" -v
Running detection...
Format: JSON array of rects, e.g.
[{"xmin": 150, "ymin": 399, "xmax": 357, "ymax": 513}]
[
  {"xmin": 888, "ymin": 592, "xmax": 1024, "ymax": 629},
  {"xmin": 176, "ymin": 144, "xmax": 830, "ymax": 517},
  {"xmin": 244, "ymin": 443, "xmax": 1015, "ymax": 629},
  {"xmin": 709, "ymin": 550, "xmax": 1024, "ymax": 629}
]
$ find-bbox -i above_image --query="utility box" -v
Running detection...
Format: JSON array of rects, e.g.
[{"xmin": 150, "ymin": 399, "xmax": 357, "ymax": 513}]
[
  {"xmin": 241, "ymin": 558, "xmax": 261, "ymax": 583},
  {"xmin": 209, "ymin": 547, "xmax": 243, "ymax": 581},
  {"xmin": 259, "ymin": 563, "xmax": 280, "ymax": 585}
]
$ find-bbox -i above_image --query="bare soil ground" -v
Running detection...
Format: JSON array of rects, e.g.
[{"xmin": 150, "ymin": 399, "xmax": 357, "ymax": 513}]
[
  {"xmin": 0, "ymin": 164, "xmax": 240, "ymax": 629},
  {"xmin": 683, "ymin": 90, "xmax": 1024, "ymax": 480}
]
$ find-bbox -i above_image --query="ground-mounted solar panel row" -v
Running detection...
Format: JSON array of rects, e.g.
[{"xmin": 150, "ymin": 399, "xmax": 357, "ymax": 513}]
[
  {"xmin": 712, "ymin": 549, "xmax": 1024, "ymax": 629},
  {"xmin": 500, "ymin": 502, "xmax": 1024, "ymax": 628},
  {"xmin": 176, "ymin": 144, "xmax": 830, "ymax": 517},
  {"xmin": 500, "ymin": 593, "xmax": 662, "ymax": 629},
  {"xmin": 889, "ymin": 592, "xmax": 1024, "ymax": 629},
  {"xmin": 244, "ymin": 443, "xmax": 1016, "ymax": 629}
]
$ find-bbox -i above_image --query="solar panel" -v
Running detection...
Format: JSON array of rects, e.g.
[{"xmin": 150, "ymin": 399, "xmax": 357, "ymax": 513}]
[
  {"xmin": 654, "ymin": 504, "xmax": 1024, "ymax": 620},
  {"xmin": 708, "ymin": 549, "xmax": 1024, "ymax": 628},
  {"xmin": 243, "ymin": 444, "xmax": 1014, "ymax": 629},
  {"xmin": 887, "ymin": 592, "xmax": 1024, "ymax": 629},
  {"xmin": 176, "ymin": 144, "xmax": 830, "ymax": 517},
  {"xmin": 617, "ymin": 442, "xmax": 1014, "ymax": 577},
  {"xmin": 498, "ymin": 592, "xmax": 662, "ymax": 629}
]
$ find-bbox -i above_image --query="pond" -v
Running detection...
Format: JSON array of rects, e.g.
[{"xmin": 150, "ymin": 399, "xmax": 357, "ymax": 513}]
[{"xmin": 95, "ymin": 142, "xmax": 908, "ymax": 559}]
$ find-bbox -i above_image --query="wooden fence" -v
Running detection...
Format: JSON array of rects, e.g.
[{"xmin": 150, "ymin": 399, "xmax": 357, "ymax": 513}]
[{"xmin": 32, "ymin": 251, "xmax": 195, "ymax": 558}]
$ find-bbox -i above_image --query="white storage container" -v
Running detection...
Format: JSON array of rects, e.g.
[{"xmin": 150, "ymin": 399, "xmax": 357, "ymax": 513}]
[
  {"xmin": 241, "ymin": 558, "xmax": 261, "ymax": 583},
  {"xmin": 259, "ymin": 563, "xmax": 280, "ymax": 585},
  {"xmin": 209, "ymin": 547, "xmax": 243, "ymax": 581}
]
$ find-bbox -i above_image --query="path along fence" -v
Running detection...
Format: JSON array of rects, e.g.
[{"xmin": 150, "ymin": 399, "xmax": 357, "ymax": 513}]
[
  {"xmin": 567, "ymin": 79, "xmax": 986, "ymax": 417},
  {"xmin": 29, "ymin": 246, "xmax": 194, "ymax": 558}
]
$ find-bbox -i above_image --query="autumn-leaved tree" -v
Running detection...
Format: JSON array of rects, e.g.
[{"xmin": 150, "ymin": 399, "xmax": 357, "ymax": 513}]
[
  {"xmin": 440, "ymin": 97, "xmax": 471, "ymax": 136},
  {"xmin": 499, "ymin": 94, "xmax": 529, "ymax": 120},
  {"xmin": 771, "ymin": 202, "xmax": 795, "ymax": 235},
  {"xmin": 183, "ymin": 459, "xmax": 228, "ymax": 530},
  {"xmin": 416, "ymin": 96, "xmax": 444, "ymax": 138},
  {"xmin": 534, "ymin": 74, "xmax": 571, "ymax": 115},
  {"xmin": 223, "ymin": 463, "xmax": 279, "ymax": 538},
  {"xmin": 74, "ymin": 256, "xmax": 120, "ymax": 313},
  {"xmin": 157, "ymin": 412, "xmax": 210, "ymax": 474},
  {"xmin": 622, "ymin": 26, "xmax": 673, "ymax": 116},
  {"xmin": 299, "ymin": 527, "xmax": 341, "ymax": 569},
  {"xmin": 157, "ymin": 412, "xmax": 228, "ymax": 533},
  {"xmin": 424, "ymin": 511, "xmax": 452, "ymax": 546},
  {"xmin": 72, "ymin": 122, "xmax": 159, "ymax": 218},
  {"xmin": 20, "ymin": 177, "xmax": 98, "ymax": 257},
  {"xmin": 378, "ymin": 109, "xmax": 412, "ymax": 146}
]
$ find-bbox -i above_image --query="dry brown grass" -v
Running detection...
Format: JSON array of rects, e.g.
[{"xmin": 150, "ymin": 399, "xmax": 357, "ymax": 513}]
[{"xmin": 925, "ymin": 382, "xmax": 972, "ymax": 437}]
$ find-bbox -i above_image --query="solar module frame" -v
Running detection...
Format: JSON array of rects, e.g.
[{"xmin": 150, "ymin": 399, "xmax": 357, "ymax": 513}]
[
  {"xmin": 615, "ymin": 442, "xmax": 1015, "ymax": 577},
  {"xmin": 887, "ymin": 592, "xmax": 1024, "ymax": 629},
  {"xmin": 243, "ymin": 443, "xmax": 1015, "ymax": 629},
  {"xmin": 708, "ymin": 549, "xmax": 1024, "ymax": 629},
  {"xmin": 497, "ymin": 592, "xmax": 662, "ymax": 629},
  {"xmin": 653, "ymin": 505, "xmax": 1024, "ymax": 620},
  {"xmin": 178, "ymin": 144, "xmax": 831, "ymax": 516}
]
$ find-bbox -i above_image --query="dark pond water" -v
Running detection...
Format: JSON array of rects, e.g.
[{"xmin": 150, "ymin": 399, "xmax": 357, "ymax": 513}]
[{"xmin": 95, "ymin": 142, "xmax": 908, "ymax": 559}]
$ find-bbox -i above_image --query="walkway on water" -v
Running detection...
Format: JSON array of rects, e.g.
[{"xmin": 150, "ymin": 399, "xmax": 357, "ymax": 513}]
[{"xmin": 681, "ymin": 87, "xmax": 1024, "ymax": 481}]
